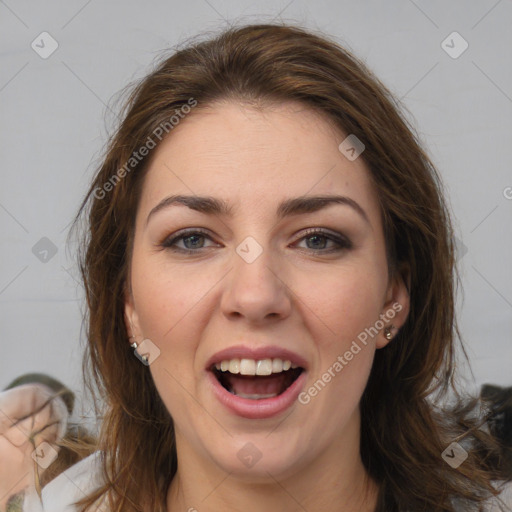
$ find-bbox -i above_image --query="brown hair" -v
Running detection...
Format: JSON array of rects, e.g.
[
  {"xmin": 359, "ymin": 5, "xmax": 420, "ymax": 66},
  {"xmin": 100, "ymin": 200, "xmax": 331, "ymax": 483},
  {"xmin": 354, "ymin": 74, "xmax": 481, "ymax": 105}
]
[{"xmin": 70, "ymin": 22, "xmax": 509, "ymax": 511}]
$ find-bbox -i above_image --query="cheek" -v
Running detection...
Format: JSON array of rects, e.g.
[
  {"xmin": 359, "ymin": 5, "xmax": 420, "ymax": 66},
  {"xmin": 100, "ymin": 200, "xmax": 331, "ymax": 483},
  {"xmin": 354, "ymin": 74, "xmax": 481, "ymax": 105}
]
[
  {"xmin": 132, "ymin": 268, "xmax": 207, "ymax": 424},
  {"xmin": 298, "ymin": 261, "xmax": 387, "ymax": 348},
  {"xmin": 129, "ymin": 257, "xmax": 220, "ymax": 403},
  {"xmin": 131, "ymin": 256, "xmax": 213, "ymax": 342},
  {"xmin": 296, "ymin": 273, "xmax": 379, "ymax": 441},
  {"xmin": 294, "ymin": 259, "xmax": 386, "ymax": 416}
]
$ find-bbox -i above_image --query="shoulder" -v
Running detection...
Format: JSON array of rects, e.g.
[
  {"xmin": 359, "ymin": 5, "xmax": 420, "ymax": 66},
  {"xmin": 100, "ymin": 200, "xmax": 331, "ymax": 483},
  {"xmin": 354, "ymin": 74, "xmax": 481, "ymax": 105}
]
[{"xmin": 23, "ymin": 451, "xmax": 105, "ymax": 512}]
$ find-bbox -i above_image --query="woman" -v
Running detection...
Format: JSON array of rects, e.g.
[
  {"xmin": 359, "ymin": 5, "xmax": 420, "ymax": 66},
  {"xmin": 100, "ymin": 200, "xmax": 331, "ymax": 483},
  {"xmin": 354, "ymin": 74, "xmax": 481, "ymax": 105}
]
[{"xmin": 20, "ymin": 22, "xmax": 511, "ymax": 511}]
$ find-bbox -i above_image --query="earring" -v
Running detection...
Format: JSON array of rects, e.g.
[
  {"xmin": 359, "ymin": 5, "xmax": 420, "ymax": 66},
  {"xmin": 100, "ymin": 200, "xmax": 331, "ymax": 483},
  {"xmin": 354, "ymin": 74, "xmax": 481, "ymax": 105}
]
[
  {"xmin": 129, "ymin": 335, "xmax": 137, "ymax": 349},
  {"xmin": 129, "ymin": 336, "xmax": 150, "ymax": 364},
  {"xmin": 384, "ymin": 326, "xmax": 394, "ymax": 340}
]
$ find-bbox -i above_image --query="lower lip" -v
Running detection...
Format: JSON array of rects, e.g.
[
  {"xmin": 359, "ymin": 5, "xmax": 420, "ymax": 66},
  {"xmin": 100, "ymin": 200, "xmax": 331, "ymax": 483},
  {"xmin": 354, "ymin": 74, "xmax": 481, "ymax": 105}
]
[{"xmin": 207, "ymin": 370, "xmax": 307, "ymax": 419}]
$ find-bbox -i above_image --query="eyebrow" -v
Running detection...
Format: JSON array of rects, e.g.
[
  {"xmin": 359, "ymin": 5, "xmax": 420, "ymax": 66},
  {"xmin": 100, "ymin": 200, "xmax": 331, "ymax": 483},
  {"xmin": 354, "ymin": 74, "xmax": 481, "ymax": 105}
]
[{"xmin": 146, "ymin": 194, "xmax": 370, "ymax": 226}]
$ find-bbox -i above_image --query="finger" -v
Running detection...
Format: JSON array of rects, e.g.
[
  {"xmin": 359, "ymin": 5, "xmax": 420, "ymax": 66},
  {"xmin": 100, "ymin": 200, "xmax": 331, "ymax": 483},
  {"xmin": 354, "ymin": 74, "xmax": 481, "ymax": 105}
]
[
  {"xmin": 0, "ymin": 384, "xmax": 55, "ymax": 434},
  {"xmin": 2, "ymin": 414, "xmax": 34, "ymax": 447}
]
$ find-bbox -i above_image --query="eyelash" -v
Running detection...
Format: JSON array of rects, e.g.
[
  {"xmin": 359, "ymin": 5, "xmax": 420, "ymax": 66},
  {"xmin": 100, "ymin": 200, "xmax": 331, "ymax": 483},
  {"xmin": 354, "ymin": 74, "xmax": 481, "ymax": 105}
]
[{"xmin": 160, "ymin": 228, "xmax": 352, "ymax": 255}]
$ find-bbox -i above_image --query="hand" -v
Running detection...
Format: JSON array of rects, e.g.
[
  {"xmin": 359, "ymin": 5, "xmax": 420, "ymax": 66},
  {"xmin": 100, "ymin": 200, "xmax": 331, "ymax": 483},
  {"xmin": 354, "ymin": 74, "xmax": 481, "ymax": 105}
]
[{"xmin": 0, "ymin": 384, "xmax": 68, "ymax": 510}]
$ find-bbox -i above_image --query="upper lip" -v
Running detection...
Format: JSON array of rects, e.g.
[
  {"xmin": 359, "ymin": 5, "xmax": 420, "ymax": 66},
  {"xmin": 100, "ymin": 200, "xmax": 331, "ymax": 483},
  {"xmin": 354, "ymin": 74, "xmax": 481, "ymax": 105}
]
[{"xmin": 205, "ymin": 344, "xmax": 309, "ymax": 371}]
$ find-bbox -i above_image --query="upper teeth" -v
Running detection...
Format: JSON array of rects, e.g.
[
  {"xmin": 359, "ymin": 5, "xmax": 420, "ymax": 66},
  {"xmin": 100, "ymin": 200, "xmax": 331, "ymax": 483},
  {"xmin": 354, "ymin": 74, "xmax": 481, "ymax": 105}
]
[{"xmin": 214, "ymin": 358, "xmax": 299, "ymax": 376}]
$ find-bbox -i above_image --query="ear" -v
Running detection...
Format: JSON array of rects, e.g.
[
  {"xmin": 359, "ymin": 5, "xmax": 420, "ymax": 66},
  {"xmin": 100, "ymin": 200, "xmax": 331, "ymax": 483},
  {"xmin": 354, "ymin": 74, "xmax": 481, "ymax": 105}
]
[
  {"xmin": 124, "ymin": 286, "xmax": 142, "ymax": 343},
  {"xmin": 376, "ymin": 263, "xmax": 410, "ymax": 349}
]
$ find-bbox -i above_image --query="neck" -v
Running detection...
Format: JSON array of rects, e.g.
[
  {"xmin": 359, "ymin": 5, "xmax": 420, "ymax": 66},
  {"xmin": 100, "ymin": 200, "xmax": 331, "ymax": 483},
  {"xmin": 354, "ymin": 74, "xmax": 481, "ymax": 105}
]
[
  {"xmin": 166, "ymin": 417, "xmax": 379, "ymax": 512},
  {"xmin": 168, "ymin": 458, "xmax": 378, "ymax": 512}
]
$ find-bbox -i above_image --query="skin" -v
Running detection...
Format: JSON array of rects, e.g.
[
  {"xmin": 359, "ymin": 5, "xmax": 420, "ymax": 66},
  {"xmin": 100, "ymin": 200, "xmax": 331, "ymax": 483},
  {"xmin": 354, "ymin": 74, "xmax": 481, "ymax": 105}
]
[
  {"xmin": 124, "ymin": 100, "xmax": 410, "ymax": 512},
  {"xmin": 0, "ymin": 384, "xmax": 65, "ymax": 510}
]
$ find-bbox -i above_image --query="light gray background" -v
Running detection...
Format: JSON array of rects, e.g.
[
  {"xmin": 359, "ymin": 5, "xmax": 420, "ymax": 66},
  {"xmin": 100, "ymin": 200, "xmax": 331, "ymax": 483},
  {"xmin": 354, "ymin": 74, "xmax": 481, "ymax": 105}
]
[{"xmin": 1, "ymin": 0, "xmax": 511, "ymax": 421}]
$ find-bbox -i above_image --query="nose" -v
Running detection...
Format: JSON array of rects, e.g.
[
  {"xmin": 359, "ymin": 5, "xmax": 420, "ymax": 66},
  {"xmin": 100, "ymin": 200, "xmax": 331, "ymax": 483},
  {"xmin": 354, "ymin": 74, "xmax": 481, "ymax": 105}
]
[{"xmin": 220, "ymin": 244, "xmax": 292, "ymax": 325}]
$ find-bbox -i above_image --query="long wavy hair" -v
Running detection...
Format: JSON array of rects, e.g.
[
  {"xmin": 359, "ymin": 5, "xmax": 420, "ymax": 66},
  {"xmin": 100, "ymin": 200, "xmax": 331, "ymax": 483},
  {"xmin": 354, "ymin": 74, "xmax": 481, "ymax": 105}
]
[{"xmin": 70, "ymin": 22, "xmax": 509, "ymax": 512}]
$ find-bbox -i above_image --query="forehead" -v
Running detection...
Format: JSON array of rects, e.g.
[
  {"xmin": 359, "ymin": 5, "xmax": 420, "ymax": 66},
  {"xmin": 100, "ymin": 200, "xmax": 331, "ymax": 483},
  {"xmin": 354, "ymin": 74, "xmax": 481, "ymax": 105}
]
[{"xmin": 138, "ymin": 100, "xmax": 381, "ymax": 224}]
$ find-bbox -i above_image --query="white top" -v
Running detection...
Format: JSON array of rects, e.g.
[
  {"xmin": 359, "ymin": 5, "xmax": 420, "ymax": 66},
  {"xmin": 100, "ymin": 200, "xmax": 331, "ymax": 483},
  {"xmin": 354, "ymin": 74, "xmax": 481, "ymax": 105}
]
[
  {"xmin": 22, "ymin": 451, "xmax": 512, "ymax": 511},
  {"xmin": 22, "ymin": 451, "xmax": 104, "ymax": 512}
]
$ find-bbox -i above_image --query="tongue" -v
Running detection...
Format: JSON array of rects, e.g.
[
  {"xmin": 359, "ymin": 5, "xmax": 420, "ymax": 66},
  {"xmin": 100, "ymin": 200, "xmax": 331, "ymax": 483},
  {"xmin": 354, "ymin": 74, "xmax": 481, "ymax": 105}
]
[{"xmin": 226, "ymin": 373, "xmax": 288, "ymax": 396}]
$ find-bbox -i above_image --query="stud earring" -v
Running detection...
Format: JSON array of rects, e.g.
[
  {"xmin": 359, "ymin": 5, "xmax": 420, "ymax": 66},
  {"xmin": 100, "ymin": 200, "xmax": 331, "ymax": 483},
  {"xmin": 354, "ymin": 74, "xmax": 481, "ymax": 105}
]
[
  {"xmin": 129, "ymin": 336, "xmax": 150, "ymax": 364},
  {"xmin": 384, "ymin": 326, "xmax": 394, "ymax": 340}
]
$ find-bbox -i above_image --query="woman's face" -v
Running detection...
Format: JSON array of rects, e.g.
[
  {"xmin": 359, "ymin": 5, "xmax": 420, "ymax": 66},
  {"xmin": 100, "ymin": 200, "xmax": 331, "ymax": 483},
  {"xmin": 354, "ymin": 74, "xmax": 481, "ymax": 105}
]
[{"xmin": 125, "ymin": 100, "xmax": 409, "ymax": 480}]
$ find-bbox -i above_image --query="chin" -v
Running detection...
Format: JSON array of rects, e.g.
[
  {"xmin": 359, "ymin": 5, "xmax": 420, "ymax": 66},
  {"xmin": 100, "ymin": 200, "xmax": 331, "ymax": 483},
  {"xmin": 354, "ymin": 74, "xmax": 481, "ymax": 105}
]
[{"xmin": 202, "ymin": 432, "xmax": 312, "ymax": 483}]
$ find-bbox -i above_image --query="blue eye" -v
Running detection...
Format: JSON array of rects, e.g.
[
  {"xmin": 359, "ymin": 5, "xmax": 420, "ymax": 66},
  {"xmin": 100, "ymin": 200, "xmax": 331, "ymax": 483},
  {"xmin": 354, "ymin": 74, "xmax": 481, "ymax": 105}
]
[
  {"xmin": 160, "ymin": 228, "xmax": 352, "ymax": 255},
  {"xmin": 161, "ymin": 229, "xmax": 215, "ymax": 254},
  {"xmin": 295, "ymin": 228, "xmax": 352, "ymax": 253}
]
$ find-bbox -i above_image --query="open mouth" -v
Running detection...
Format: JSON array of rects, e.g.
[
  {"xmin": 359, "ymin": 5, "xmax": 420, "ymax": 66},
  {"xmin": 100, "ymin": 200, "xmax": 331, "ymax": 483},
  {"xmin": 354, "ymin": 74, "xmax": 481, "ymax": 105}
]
[{"xmin": 211, "ymin": 358, "xmax": 304, "ymax": 400}]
